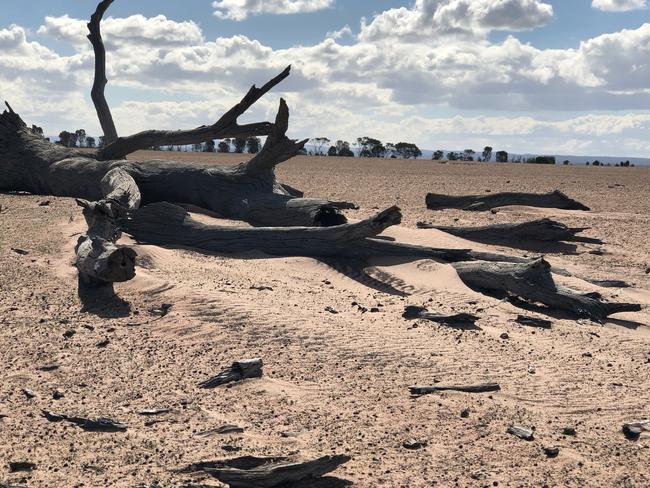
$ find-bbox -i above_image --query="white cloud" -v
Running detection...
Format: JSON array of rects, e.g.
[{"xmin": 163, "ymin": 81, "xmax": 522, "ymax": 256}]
[
  {"xmin": 212, "ymin": 0, "xmax": 334, "ymax": 21},
  {"xmin": 592, "ymin": 0, "xmax": 647, "ymax": 12},
  {"xmin": 359, "ymin": 0, "xmax": 554, "ymax": 42}
]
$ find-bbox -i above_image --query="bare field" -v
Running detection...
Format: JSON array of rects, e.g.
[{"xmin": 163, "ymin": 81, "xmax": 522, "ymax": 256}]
[{"xmin": 1, "ymin": 153, "xmax": 650, "ymax": 487}]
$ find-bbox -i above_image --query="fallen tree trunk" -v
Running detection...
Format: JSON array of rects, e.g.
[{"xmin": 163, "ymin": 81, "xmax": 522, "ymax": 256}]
[
  {"xmin": 451, "ymin": 258, "xmax": 640, "ymax": 321},
  {"xmin": 418, "ymin": 218, "xmax": 601, "ymax": 244},
  {"xmin": 425, "ymin": 190, "xmax": 590, "ymax": 211}
]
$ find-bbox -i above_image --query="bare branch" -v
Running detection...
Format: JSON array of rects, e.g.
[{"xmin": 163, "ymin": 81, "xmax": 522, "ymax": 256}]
[
  {"xmin": 88, "ymin": 0, "xmax": 118, "ymax": 145},
  {"xmin": 98, "ymin": 66, "xmax": 292, "ymax": 161},
  {"xmin": 245, "ymin": 98, "xmax": 308, "ymax": 174}
]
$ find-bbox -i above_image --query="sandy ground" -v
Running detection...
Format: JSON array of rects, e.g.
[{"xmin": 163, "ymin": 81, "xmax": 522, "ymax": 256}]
[{"xmin": 1, "ymin": 154, "xmax": 650, "ymax": 487}]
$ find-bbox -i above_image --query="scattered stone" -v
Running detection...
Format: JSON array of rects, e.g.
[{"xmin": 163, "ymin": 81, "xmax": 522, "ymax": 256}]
[
  {"xmin": 582, "ymin": 352, "xmax": 593, "ymax": 358},
  {"xmin": 460, "ymin": 408, "xmax": 470, "ymax": 418},
  {"xmin": 63, "ymin": 329, "xmax": 76, "ymax": 339},
  {"xmin": 149, "ymin": 303, "xmax": 172, "ymax": 317},
  {"xmin": 38, "ymin": 200, "xmax": 51, "ymax": 206},
  {"xmin": 222, "ymin": 445, "xmax": 242, "ymax": 452},
  {"xmin": 82, "ymin": 324, "xmax": 95, "ymax": 331},
  {"xmin": 21, "ymin": 389, "xmax": 36, "ymax": 399},
  {"xmin": 250, "ymin": 285, "xmax": 273, "ymax": 291},
  {"xmin": 500, "ymin": 332, "xmax": 509, "ymax": 340},
  {"xmin": 199, "ymin": 358, "xmax": 263, "ymax": 389},
  {"xmin": 623, "ymin": 420, "xmax": 649, "ymax": 440},
  {"xmin": 96, "ymin": 338, "xmax": 110, "ymax": 348},
  {"xmin": 563, "ymin": 426, "xmax": 576, "ymax": 436},
  {"xmin": 403, "ymin": 439, "xmax": 428, "ymax": 450},
  {"xmin": 528, "ymin": 365, "xmax": 536, "ymax": 375},
  {"xmin": 9, "ymin": 461, "xmax": 36, "ymax": 473},
  {"xmin": 370, "ymin": 307, "xmax": 380, "ymax": 313},
  {"xmin": 52, "ymin": 390, "xmax": 64, "ymax": 400},
  {"xmin": 324, "ymin": 306, "xmax": 338, "ymax": 314},
  {"xmin": 543, "ymin": 446, "xmax": 560, "ymax": 458},
  {"xmin": 10, "ymin": 248, "xmax": 29, "ymax": 256},
  {"xmin": 507, "ymin": 424, "xmax": 534, "ymax": 441}
]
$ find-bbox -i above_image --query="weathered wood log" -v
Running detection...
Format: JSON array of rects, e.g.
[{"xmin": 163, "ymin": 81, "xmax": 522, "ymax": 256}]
[
  {"xmin": 403, "ymin": 306, "xmax": 479, "ymax": 328},
  {"xmin": 125, "ymin": 202, "xmax": 533, "ymax": 266},
  {"xmin": 418, "ymin": 218, "xmax": 601, "ymax": 245},
  {"xmin": 410, "ymin": 383, "xmax": 501, "ymax": 396},
  {"xmin": 198, "ymin": 455, "xmax": 351, "ymax": 488},
  {"xmin": 426, "ymin": 190, "xmax": 590, "ymax": 211},
  {"xmin": 199, "ymin": 359, "xmax": 263, "ymax": 389},
  {"xmin": 451, "ymin": 258, "xmax": 640, "ymax": 321},
  {"xmin": 74, "ymin": 168, "xmax": 141, "ymax": 285}
]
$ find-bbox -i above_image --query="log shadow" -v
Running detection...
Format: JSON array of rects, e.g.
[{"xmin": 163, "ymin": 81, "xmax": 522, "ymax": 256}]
[
  {"xmin": 473, "ymin": 290, "xmax": 577, "ymax": 321},
  {"xmin": 320, "ymin": 258, "xmax": 410, "ymax": 297},
  {"xmin": 283, "ymin": 477, "xmax": 353, "ymax": 487},
  {"xmin": 78, "ymin": 278, "xmax": 131, "ymax": 318},
  {"xmin": 607, "ymin": 318, "xmax": 649, "ymax": 330},
  {"xmin": 455, "ymin": 236, "xmax": 580, "ymax": 255}
]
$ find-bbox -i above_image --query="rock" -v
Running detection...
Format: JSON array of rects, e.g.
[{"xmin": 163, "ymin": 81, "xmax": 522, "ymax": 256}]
[
  {"xmin": 10, "ymin": 248, "xmax": 29, "ymax": 256},
  {"xmin": 516, "ymin": 315, "xmax": 552, "ymax": 329},
  {"xmin": 63, "ymin": 329, "xmax": 76, "ymax": 339},
  {"xmin": 370, "ymin": 307, "xmax": 380, "ymax": 313},
  {"xmin": 324, "ymin": 306, "xmax": 338, "ymax": 314},
  {"xmin": 500, "ymin": 332, "xmax": 509, "ymax": 340},
  {"xmin": 507, "ymin": 424, "xmax": 534, "ymax": 441},
  {"xmin": 623, "ymin": 420, "xmax": 649, "ymax": 440},
  {"xmin": 149, "ymin": 303, "xmax": 172, "ymax": 317},
  {"xmin": 527, "ymin": 365, "xmax": 536, "ymax": 374},
  {"xmin": 96, "ymin": 338, "xmax": 110, "ymax": 348},
  {"xmin": 38, "ymin": 200, "xmax": 51, "ymax": 206},
  {"xmin": 562, "ymin": 426, "xmax": 576, "ymax": 436},
  {"xmin": 582, "ymin": 352, "xmax": 593, "ymax": 358},
  {"xmin": 460, "ymin": 408, "xmax": 470, "ymax": 418},
  {"xmin": 21, "ymin": 389, "xmax": 36, "ymax": 399},
  {"xmin": 52, "ymin": 390, "xmax": 64, "ymax": 400},
  {"xmin": 38, "ymin": 363, "xmax": 60, "ymax": 372},
  {"xmin": 250, "ymin": 285, "xmax": 273, "ymax": 291},
  {"xmin": 222, "ymin": 445, "xmax": 242, "ymax": 452},
  {"xmin": 403, "ymin": 439, "xmax": 428, "ymax": 450},
  {"xmin": 543, "ymin": 446, "xmax": 560, "ymax": 458},
  {"xmin": 137, "ymin": 408, "xmax": 172, "ymax": 416},
  {"xmin": 9, "ymin": 461, "xmax": 36, "ymax": 473}
]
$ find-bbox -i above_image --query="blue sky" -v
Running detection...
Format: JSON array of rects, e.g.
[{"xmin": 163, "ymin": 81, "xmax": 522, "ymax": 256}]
[{"xmin": 2, "ymin": 0, "xmax": 650, "ymax": 157}]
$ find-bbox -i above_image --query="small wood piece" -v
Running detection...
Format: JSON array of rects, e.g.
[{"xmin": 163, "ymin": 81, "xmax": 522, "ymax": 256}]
[
  {"xmin": 403, "ymin": 305, "xmax": 479, "ymax": 327},
  {"xmin": 137, "ymin": 408, "xmax": 172, "ymax": 416},
  {"xmin": 507, "ymin": 424, "xmax": 534, "ymax": 441},
  {"xmin": 205, "ymin": 455, "xmax": 351, "ymax": 487},
  {"xmin": 8, "ymin": 462, "xmax": 36, "ymax": 473},
  {"xmin": 515, "ymin": 315, "xmax": 552, "ymax": 329},
  {"xmin": 410, "ymin": 383, "xmax": 501, "ymax": 396},
  {"xmin": 199, "ymin": 359, "xmax": 263, "ymax": 389},
  {"xmin": 426, "ymin": 190, "xmax": 590, "ymax": 211},
  {"xmin": 42, "ymin": 410, "xmax": 127, "ymax": 432}
]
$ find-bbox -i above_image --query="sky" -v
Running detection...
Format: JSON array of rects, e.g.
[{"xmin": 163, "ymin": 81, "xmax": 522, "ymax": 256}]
[{"xmin": 2, "ymin": 0, "xmax": 650, "ymax": 157}]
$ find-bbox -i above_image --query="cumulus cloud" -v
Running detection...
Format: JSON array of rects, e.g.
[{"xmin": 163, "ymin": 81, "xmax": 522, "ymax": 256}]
[
  {"xmin": 592, "ymin": 0, "xmax": 647, "ymax": 12},
  {"xmin": 212, "ymin": 0, "xmax": 334, "ymax": 21},
  {"xmin": 359, "ymin": 0, "xmax": 554, "ymax": 42}
]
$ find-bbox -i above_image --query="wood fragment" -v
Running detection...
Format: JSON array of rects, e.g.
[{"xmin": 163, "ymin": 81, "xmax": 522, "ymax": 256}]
[
  {"xmin": 410, "ymin": 383, "xmax": 501, "ymax": 396},
  {"xmin": 507, "ymin": 424, "xmax": 534, "ymax": 441},
  {"xmin": 199, "ymin": 359, "xmax": 263, "ymax": 389},
  {"xmin": 10, "ymin": 248, "xmax": 29, "ymax": 255},
  {"xmin": 515, "ymin": 315, "xmax": 553, "ymax": 329},
  {"xmin": 403, "ymin": 305, "xmax": 479, "ymax": 328},
  {"xmin": 137, "ymin": 408, "xmax": 172, "ymax": 416},
  {"xmin": 426, "ymin": 190, "xmax": 590, "ymax": 211},
  {"xmin": 8, "ymin": 462, "xmax": 36, "ymax": 473},
  {"xmin": 42, "ymin": 410, "xmax": 127, "ymax": 432}
]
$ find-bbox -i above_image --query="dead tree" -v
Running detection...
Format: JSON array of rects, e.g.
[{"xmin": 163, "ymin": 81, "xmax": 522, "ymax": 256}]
[
  {"xmin": 425, "ymin": 190, "xmax": 590, "ymax": 211},
  {"xmin": 417, "ymin": 218, "xmax": 601, "ymax": 245},
  {"xmin": 0, "ymin": 1, "xmax": 640, "ymax": 322}
]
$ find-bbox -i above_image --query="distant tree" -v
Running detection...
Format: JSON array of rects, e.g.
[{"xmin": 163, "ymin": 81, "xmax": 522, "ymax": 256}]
[
  {"xmin": 311, "ymin": 137, "xmax": 331, "ymax": 155},
  {"xmin": 217, "ymin": 140, "xmax": 230, "ymax": 153},
  {"xmin": 495, "ymin": 151, "xmax": 508, "ymax": 163},
  {"xmin": 482, "ymin": 146, "xmax": 493, "ymax": 162},
  {"xmin": 621, "ymin": 160, "xmax": 631, "ymax": 167},
  {"xmin": 191, "ymin": 143, "xmax": 204, "ymax": 152},
  {"xmin": 447, "ymin": 151, "xmax": 459, "ymax": 161},
  {"xmin": 394, "ymin": 142, "xmax": 422, "ymax": 159},
  {"xmin": 356, "ymin": 137, "xmax": 386, "ymax": 158},
  {"xmin": 385, "ymin": 143, "xmax": 396, "ymax": 158},
  {"xmin": 432, "ymin": 150, "xmax": 444, "ymax": 160},
  {"xmin": 233, "ymin": 137, "xmax": 247, "ymax": 153},
  {"xmin": 462, "ymin": 149, "xmax": 475, "ymax": 161},
  {"xmin": 75, "ymin": 129, "xmax": 86, "ymax": 148},
  {"xmin": 563, "ymin": 160, "xmax": 570, "ymax": 165},
  {"xmin": 586, "ymin": 161, "xmax": 590, "ymax": 166},
  {"xmin": 335, "ymin": 140, "xmax": 354, "ymax": 157},
  {"xmin": 86, "ymin": 136, "xmax": 96, "ymax": 148},
  {"xmin": 297, "ymin": 147, "xmax": 308, "ymax": 155},
  {"xmin": 204, "ymin": 140, "xmax": 216, "ymax": 152},
  {"xmin": 98, "ymin": 136, "xmax": 106, "ymax": 148},
  {"xmin": 327, "ymin": 145, "xmax": 338, "ymax": 157},
  {"xmin": 592, "ymin": 160, "xmax": 601, "ymax": 166},
  {"xmin": 58, "ymin": 131, "xmax": 77, "ymax": 147},
  {"xmin": 527, "ymin": 156, "xmax": 556, "ymax": 165},
  {"xmin": 246, "ymin": 136, "xmax": 261, "ymax": 154}
]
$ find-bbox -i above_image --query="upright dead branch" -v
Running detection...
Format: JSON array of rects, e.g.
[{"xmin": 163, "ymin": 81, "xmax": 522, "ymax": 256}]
[{"xmin": 88, "ymin": 0, "xmax": 118, "ymax": 145}]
